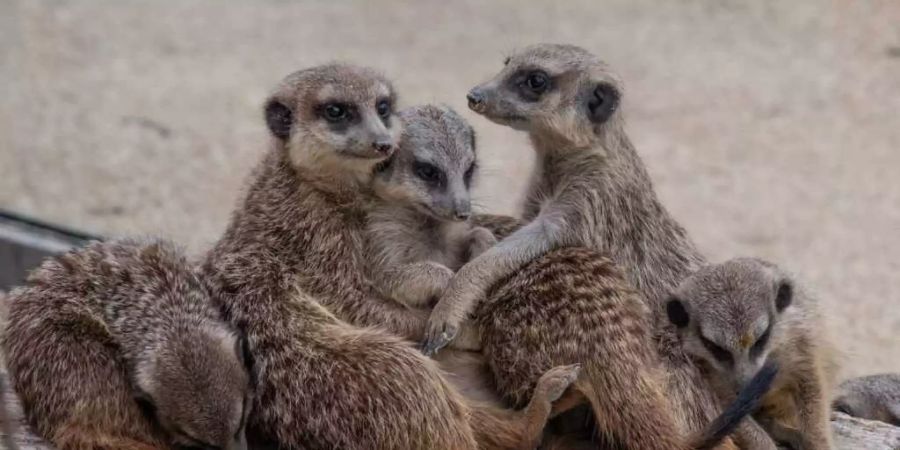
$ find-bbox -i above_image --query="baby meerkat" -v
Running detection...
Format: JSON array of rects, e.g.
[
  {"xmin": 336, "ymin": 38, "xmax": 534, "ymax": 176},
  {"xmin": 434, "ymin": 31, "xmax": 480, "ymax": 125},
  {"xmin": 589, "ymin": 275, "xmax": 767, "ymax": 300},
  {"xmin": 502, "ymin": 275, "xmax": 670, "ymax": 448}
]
[
  {"xmin": 203, "ymin": 64, "xmax": 579, "ymax": 450},
  {"xmin": 2, "ymin": 239, "xmax": 252, "ymax": 450},
  {"xmin": 833, "ymin": 374, "xmax": 900, "ymax": 426},
  {"xmin": 366, "ymin": 104, "xmax": 497, "ymax": 311},
  {"xmin": 667, "ymin": 257, "xmax": 838, "ymax": 450}
]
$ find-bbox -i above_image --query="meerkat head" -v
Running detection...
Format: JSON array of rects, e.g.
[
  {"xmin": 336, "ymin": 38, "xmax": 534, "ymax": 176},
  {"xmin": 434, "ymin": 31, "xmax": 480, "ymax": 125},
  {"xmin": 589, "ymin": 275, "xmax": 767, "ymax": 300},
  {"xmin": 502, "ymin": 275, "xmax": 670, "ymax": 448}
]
[
  {"xmin": 135, "ymin": 323, "xmax": 254, "ymax": 450},
  {"xmin": 264, "ymin": 64, "xmax": 401, "ymax": 181},
  {"xmin": 466, "ymin": 43, "xmax": 622, "ymax": 147},
  {"xmin": 372, "ymin": 105, "xmax": 478, "ymax": 221},
  {"xmin": 665, "ymin": 258, "xmax": 793, "ymax": 392}
]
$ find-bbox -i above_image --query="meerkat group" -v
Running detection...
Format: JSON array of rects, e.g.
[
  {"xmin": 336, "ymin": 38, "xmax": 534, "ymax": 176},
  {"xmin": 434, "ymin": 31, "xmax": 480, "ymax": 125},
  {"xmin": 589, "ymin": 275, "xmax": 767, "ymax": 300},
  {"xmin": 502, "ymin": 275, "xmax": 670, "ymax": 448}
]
[{"xmin": 0, "ymin": 43, "xmax": 872, "ymax": 450}]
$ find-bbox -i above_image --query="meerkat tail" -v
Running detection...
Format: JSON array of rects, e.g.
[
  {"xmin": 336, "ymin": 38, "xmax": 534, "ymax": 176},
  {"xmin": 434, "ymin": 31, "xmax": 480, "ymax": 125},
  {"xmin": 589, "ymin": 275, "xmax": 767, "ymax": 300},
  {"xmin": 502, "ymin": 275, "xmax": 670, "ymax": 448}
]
[{"xmin": 690, "ymin": 362, "xmax": 779, "ymax": 450}]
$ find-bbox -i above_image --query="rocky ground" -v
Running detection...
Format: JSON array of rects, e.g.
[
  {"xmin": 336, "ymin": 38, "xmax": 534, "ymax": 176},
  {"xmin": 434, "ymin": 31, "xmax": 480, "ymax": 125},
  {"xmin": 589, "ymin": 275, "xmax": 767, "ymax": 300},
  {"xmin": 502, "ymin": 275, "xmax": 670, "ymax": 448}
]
[{"xmin": 1, "ymin": 0, "xmax": 898, "ymax": 379}]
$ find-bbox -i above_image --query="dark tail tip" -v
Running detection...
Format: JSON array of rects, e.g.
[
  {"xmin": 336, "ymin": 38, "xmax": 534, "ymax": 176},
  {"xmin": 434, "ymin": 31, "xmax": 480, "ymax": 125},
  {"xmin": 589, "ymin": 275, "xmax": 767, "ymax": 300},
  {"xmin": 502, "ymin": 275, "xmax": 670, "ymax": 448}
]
[{"xmin": 693, "ymin": 362, "xmax": 779, "ymax": 450}]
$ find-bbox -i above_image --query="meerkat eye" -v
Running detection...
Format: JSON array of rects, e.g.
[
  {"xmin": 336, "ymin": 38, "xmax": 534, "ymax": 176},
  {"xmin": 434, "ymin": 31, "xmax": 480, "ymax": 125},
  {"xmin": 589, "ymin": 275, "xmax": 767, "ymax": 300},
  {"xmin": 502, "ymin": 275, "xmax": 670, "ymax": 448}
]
[
  {"xmin": 750, "ymin": 325, "xmax": 772, "ymax": 359},
  {"xmin": 321, "ymin": 103, "xmax": 349, "ymax": 123},
  {"xmin": 525, "ymin": 71, "xmax": 550, "ymax": 93},
  {"xmin": 376, "ymin": 99, "xmax": 392, "ymax": 119},
  {"xmin": 699, "ymin": 335, "xmax": 733, "ymax": 365},
  {"xmin": 414, "ymin": 161, "xmax": 443, "ymax": 185},
  {"xmin": 503, "ymin": 57, "xmax": 511, "ymax": 66},
  {"xmin": 463, "ymin": 162, "xmax": 477, "ymax": 186}
]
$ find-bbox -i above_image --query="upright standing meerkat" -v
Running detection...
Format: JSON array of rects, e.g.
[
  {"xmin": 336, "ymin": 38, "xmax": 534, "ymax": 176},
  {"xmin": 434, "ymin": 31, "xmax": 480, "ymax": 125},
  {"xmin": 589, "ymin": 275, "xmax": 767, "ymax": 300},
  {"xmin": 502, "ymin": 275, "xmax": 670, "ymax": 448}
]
[
  {"xmin": 421, "ymin": 43, "xmax": 744, "ymax": 438},
  {"xmin": 201, "ymin": 64, "xmax": 580, "ymax": 450},
  {"xmin": 833, "ymin": 374, "xmax": 900, "ymax": 426},
  {"xmin": 2, "ymin": 239, "xmax": 253, "ymax": 450},
  {"xmin": 667, "ymin": 258, "xmax": 838, "ymax": 449}
]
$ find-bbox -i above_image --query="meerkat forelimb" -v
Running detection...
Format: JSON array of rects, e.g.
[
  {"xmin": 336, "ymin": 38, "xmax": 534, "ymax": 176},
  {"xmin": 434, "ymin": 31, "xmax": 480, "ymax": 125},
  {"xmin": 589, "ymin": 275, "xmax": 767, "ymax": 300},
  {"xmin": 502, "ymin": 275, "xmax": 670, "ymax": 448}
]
[
  {"xmin": 667, "ymin": 257, "xmax": 839, "ymax": 450},
  {"xmin": 2, "ymin": 239, "xmax": 252, "ymax": 450},
  {"xmin": 833, "ymin": 374, "xmax": 900, "ymax": 426},
  {"xmin": 202, "ymin": 64, "xmax": 579, "ymax": 449}
]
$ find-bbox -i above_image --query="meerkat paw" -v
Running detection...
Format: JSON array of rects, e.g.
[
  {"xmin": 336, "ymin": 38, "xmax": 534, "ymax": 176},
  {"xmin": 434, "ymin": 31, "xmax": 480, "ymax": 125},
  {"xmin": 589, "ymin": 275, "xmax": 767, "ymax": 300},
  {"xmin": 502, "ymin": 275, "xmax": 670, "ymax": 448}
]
[
  {"xmin": 467, "ymin": 226, "xmax": 498, "ymax": 259},
  {"xmin": 535, "ymin": 364, "xmax": 582, "ymax": 403},
  {"xmin": 423, "ymin": 279, "xmax": 484, "ymax": 355},
  {"xmin": 421, "ymin": 315, "xmax": 460, "ymax": 356}
]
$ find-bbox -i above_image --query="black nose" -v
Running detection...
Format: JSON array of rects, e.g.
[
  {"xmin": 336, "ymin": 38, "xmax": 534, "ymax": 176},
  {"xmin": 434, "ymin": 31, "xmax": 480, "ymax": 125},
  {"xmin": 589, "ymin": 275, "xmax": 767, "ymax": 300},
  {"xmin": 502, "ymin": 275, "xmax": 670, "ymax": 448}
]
[
  {"xmin": 372, "ymin": 141, "xmax": 393, "ymax": 154},
  {"xmin": 455, "ymin": 211, "xmax": 471, "ymax": 220},
  {"xmin": 467, "ymin": 90, "xmax": 485, "ymax": 111}
]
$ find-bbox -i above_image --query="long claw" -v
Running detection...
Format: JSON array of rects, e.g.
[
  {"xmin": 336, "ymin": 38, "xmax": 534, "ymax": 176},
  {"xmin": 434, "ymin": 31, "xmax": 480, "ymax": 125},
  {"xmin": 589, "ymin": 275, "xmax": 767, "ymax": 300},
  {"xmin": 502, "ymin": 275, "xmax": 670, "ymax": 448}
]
[{"xmin": 420, "ymin": 324, "xmax": 458, "ymax": 356}]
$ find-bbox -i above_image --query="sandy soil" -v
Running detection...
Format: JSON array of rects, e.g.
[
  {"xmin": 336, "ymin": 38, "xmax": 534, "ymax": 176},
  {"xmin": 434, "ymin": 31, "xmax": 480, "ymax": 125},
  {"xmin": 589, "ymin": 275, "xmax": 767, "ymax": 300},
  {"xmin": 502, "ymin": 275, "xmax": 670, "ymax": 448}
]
[{"xmin": 1, "ymin": 0, "xmax": 898, "ymax": 378}]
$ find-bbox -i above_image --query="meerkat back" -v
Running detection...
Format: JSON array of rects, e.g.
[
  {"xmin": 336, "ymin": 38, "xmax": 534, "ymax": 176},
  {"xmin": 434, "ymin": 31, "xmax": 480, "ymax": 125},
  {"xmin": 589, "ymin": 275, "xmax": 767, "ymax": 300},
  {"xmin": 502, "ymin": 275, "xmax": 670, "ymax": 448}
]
[
  {"xmin": 2, "ymin": 239, "xmax": 252, "ymax": 450},
  {"xmin": 834, "ymin": 374, "xmax": 900, "ymax": 426}
]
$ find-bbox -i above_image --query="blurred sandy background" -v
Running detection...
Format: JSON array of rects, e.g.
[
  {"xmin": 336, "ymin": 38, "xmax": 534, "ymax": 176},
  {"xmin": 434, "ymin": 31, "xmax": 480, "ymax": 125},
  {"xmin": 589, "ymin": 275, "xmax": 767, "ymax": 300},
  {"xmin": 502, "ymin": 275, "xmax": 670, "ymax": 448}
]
[{"xmin": 0, "ymin": 0, "xmax": 897, "ymax": 378}]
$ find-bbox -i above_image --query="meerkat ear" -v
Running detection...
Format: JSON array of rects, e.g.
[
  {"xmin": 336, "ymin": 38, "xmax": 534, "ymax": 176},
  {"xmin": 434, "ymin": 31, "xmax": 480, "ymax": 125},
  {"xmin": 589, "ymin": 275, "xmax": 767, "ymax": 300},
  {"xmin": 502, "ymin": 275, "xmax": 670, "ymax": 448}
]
[
  {"xmin": 775, "ymin": 280, "xmax": 793, "ymax": 312},
  {"xmin": 586, "ymin": 82, "xmax": 620, "ymax": 124},
  {"xmin": 666, "ymin": 296, "xmax": 690, "ymax": 328},
  {"xmin": 265, "ymin": 98, "xmax": 293, "ymax": 141}
]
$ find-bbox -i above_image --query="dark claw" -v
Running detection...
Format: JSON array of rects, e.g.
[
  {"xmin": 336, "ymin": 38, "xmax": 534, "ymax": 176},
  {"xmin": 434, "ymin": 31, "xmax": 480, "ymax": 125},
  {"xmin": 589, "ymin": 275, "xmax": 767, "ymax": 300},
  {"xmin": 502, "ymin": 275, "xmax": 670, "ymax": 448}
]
[{"xmin": 420, "ymin": 325, "xmax": 458, "ymax": 356}]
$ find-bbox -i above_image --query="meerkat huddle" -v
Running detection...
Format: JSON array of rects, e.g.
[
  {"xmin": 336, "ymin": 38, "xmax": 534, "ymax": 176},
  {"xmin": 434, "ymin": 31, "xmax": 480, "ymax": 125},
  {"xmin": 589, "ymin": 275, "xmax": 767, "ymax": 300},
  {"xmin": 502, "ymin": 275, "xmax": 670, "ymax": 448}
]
[{"xmin": 0, "ymin": 43, "xmax": 854, "ymax": 450}]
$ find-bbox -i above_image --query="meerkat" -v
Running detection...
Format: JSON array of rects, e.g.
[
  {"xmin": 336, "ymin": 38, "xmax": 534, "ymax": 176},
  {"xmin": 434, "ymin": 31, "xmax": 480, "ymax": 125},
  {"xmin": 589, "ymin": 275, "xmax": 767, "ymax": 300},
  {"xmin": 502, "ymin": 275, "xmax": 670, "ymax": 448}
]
[
  {"xmin": 421, "ymin": 43, "xmax": 753, "ymax": 441},
  {"xmin": 833, "ymin": 374, "xmax": 900, "ymax": 426},
  {"xmin": 201, "ymin": 64, "xmax": 580, "ymax": 450},
  {"xmin": 2, "ymin": 238, "xmax": 252, "ymax": 450},
  {"xmin": 365, "ymin": 103, "xmax": 505, "ymax": 403},
  {"xmin": 667, "ymin": 257, "xmax": 839, "ymax": 449},
  {"xmin": 366, "ymin": 104, "xmax": 498, "ymax": 310}
]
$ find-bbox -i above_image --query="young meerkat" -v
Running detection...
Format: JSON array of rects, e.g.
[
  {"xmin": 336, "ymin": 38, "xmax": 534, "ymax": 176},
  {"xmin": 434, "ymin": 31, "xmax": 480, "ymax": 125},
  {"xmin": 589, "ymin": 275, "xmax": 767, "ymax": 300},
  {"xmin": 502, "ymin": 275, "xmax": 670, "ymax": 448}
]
[
  {"xmin": 366, "ymin": 104, "xmax": 498, "ymax": 310},
  {"xmin": 667, "ymin": 257, "xmax": 839, "ymax": 450},
  {"xmin": 201, "ymin": 64, "xmax": 579, "ymax": 450},
  {"xmin": 422, "ymin": 43, "xmax": 749, "ymax": 440},
  {"xmin": 2, "ymin": 239, "xmax": 253, "ymax": 450},
  {"xmin": 833, "ymin": 374, "xmax": 900, "ymax": 426}
]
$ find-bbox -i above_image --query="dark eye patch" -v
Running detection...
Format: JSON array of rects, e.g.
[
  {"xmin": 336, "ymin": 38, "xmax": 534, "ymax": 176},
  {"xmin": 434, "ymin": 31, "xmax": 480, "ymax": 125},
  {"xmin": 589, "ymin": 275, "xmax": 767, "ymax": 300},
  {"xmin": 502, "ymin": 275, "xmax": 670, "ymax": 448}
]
[
  {"xmin": 413, "ymin": 160, "xmax": 444, "ymax": 186},
  {"xmin": 316, "ymin": 101, "xmax": 358, "ymax": 131},
  {"xmin": 750, "ymin": 324, "xmax": 772, "ymax": 359},
  {"xmin": 463, "ymin": 162, "xmax": 477, "ymax": 187},
  {"xmin": 376, "ymin": 97, "xmax": 392, "ymax": 122},
  {"xmin": 509, "ymin": 68, "xmax": 553, "ymax": 102},
  {"xmin": 699, "ymin": 334, "xmax": 733, "ymax": 365}
]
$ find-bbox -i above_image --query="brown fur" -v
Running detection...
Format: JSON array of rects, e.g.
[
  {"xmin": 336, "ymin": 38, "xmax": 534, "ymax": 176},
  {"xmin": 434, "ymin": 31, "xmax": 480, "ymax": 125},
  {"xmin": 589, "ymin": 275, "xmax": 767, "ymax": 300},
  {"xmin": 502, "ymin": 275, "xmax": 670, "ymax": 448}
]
[
  {"xmin": 200, "ymin": 64, "xmax": 579, "ymax": 449},
  {"xmin": 669, "ymin": 258, "xmax": 839, "ymax": 450},
  {"xmin": 421, "ymin": 43, "xmax": 774, "ymax": 449},
  {"xmin": 2, "ymin": 239, "xmax": 251, "ymax": 450},
  {"xmin": 834, "ymin": 374, "xmax": 900, "ymax": 426}
]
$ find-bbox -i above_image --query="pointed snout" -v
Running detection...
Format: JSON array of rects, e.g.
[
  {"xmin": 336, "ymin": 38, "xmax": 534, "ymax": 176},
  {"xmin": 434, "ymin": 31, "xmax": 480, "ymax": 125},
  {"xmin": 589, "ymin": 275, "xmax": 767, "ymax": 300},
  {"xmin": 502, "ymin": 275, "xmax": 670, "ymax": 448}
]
[
  {"xmin": 453, "ymin": 198, "xmax": 471, "ymax": 221},
  {"xmin": 371, "ymin": 137, "xmax": 394, "ymax": 155},
  {"xmin": 467, "ymin": 88, "xmax": 486, "ymax": 112}
]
